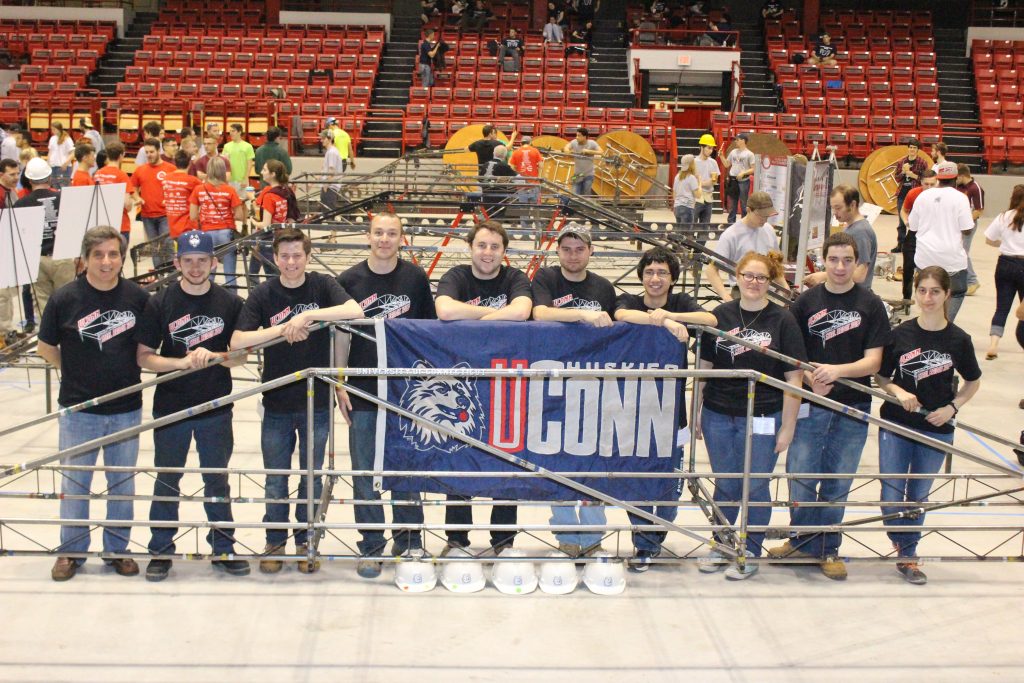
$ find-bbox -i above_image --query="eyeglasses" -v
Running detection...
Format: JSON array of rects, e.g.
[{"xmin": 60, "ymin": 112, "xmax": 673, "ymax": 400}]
[
  {"xmin": 642, "ymin": 268, "xmax": 672, "ymax": 279},
  {"xmin": 738, "ymin": 272, "xmax": 769, "ymax": 284}
]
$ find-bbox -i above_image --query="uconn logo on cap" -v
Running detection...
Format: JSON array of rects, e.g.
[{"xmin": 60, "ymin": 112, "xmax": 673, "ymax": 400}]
[{"xmin": 188, "ymin": 233, "xmax": 202, "ymax": 249}]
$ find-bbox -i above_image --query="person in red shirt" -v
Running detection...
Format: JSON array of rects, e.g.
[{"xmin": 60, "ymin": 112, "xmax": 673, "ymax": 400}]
[
  {"xmin": 69, "ymin": 144, "xmax": 96, "ymax": 188},
  {"xmin": 129, "ymin": 138, "xmax": 176, "ymax": 267},
  {"xmin": 93, "ymin": 141, "xmax": 133, "ymax": 243},
  {"xmin": 162, "ymin": 150, "xmax": 201, "ymax": 239},
  {"xmin": 250, "ymin": 159, "xmax": 299, "ymax": 276},
  {"xmin": 509, "ymin": 134, "xmax": 542, "ymax": 229},
  {"xmin": 188, "ymin": 157, "xmax": 243, "ymax": 286}
]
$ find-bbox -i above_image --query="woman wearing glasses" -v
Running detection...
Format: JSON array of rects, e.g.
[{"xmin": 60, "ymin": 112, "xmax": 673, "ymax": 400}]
[{"xmin": 695, "ymin": 250, "xmax": 806, "ymax": 579}]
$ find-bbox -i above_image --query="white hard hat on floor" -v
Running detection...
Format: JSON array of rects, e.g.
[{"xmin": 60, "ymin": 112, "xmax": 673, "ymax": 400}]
[
  {"xmin": 394, "ymin": 549, "xmax": 437, "ymax": 593},
  {"xmin": 538, "ymin": 551, "xmax": 579, "ymax": 595},
  {"xmin": 490, "ymin": 548, "xmax": 538, "ymax": 595},
  {"xmin": 440, "ymin": 547, "xmax": 486, "ymax": 593},
  {"xmin": 583, "ymin": 551, "xmax": 626, "ymax": 595}
]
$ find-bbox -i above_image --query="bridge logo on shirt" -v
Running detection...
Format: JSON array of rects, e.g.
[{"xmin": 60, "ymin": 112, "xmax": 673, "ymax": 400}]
[
  {"xmin": 807, "ymin": 309, "xmax": 861, "ymax": 346},
  {"xmin": 466, "ymin": 294, "xmax": 508, "ymax": 309},
  {"xmin": 269, "ymin": 302, "xmax": 320, "ymax": 326},
  {"xmin": 551, "ymin": 294, "xmax": 602, "ymax": 311},
  {"xmin": 898, "ymin": 348, "xmax": 952, "ymax": 386},
  {"xmin": 359, "ymin": 293, "xmax": 411, "ymax": 319},
  {"xmin": 398, "ymin": 361, "xmax": 484, "ymax": 452},
  {"xmin": 717, "ymin": 328, "xmax": 772, "ymax": 359},
  {"xmin": 168, "ymin": 314, "xmax": 226, "ymax": 349},
  {"xmin": 76, "ymin": 309, "xmax": 136, "ymax": 349}
]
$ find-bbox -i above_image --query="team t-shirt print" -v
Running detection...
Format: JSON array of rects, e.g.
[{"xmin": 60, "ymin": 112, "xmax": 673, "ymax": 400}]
[
  {"xmin": 807, "ymin": 308, "xmax": 862, "ymax": 347},
  {"xmin": 76, "ymin": 308, "xmax": 136, "ymax": 349}
]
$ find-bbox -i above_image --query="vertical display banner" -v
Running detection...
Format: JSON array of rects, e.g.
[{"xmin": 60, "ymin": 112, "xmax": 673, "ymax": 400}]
[
  {"xmin": 0, "ymin": 206, "xmax": 45, "ymax": 288},
  {"xmin": 53, "ymin": 183, "xmax": 128, "ymax": 260}
]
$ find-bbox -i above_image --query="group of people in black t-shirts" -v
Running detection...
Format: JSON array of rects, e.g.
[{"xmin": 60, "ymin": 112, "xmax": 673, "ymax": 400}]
[{"xmin": 40, "ymin": 216, "xmax": 979, "ymax": 587}]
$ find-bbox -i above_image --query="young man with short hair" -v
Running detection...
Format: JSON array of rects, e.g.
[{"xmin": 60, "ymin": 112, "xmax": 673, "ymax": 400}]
[
  {"xmin": 38, "ymin": 226, "xmax": 150, "ymax": 581},
  {"xmin": 722, "ymin": 133, "xmax": 755, "ymax": 223},
  {"xmin": 231, "ymin": 228, "xmax": 364, "ymax": 574},
  {"xmin": 705, "ymin": 191, "xmax": 789, "ymax": 301},
  {"xmin": 469, "ymin": 124, "xmax": 506, "ymax": 176},
  {"xmin": 564, "ymin": 128, "xmax": 603, "ymax": 197},
  {"xmin": 129, "ymin": 138, "xmax": 176, "ymax": 268},
  {"xmin": 418, "ymin": 29, "xmax": 441, "ymax": 88},
  {"xmin": 319, "ymin": 130, "xmax": 344, "ymax": 211},
  {"xmin": 694, "ymin": 138, "xmax": 720, "ymax": 227},
  {"xmin": 956, "ymin": 163, "xmax": 985, "ymax": 295},
  {"xmin": 336, "ymin": 213, "xmax": 435, "ymax": 578},
  {"xmin": 134, "ymin": 121, "xmax": 163, "ymax": 167},
  {"xmin": 93, "ymin": 141, "xmax": 132, "ymax": 243},
  {"xmin": 770, "ymin": 232, "xmax": 891, "ymax": 580},
  {"xmin": 804, "ymin": 185, "xmax": 877, "ymax": 289},
  {"xmin": 161, "ymin": 149, "xmax": 201, "ymax": 239},
  {"xmin": 221, "ymin": 123, "xmax": 255, "ymax": 195},
  {"xmin": 188, "ymin": 135, "xmax": 221, "ymax": 180},
  {"xmin": 254, "ymin": 127, "xmax": 293, "ymax": 187},
  {"xmin": 893, "ymin": 137, "xmax": 927, "ymax": 253},
  {"xmin": 70, "ymin": 144, "xmax": 96, "ymax": 187}
]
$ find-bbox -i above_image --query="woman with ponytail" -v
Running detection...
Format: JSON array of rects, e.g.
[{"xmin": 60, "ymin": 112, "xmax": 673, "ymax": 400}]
[{"xmin": 983, "ymin": 184, "xmax": 1024, "ymax": 359}]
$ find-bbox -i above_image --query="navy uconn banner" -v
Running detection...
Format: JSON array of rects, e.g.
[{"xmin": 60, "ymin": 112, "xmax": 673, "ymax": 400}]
[{"xmin": 374, "ymin": 320, "xmax": 684, "ymax": 501}]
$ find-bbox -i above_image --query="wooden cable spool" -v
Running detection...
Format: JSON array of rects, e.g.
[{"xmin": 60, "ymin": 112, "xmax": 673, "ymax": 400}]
[
  {"xmin": 856, "ymin": 145, "xmax": 930, "ymax": 214},
  {"xmin": 531, "ymin": 135, "xmax": 574, "ymax": 187},
  {"xmin": 592, "ymin": 130, "xmax": 657, "ymax": 198}
]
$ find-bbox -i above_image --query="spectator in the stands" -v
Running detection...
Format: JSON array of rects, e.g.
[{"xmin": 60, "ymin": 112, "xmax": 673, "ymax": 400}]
[
  {"xmin": 547, "ymin": 0, "xmax": 568, "ymax": 28},
  {"xmin": 568, "ymin": 21, "xmax": 594, "ymax": 57},
  {"xmin": 650, "ymin": 0, "xmax": 668, "ymax": 20},
  {"xmin": 705, "ymin": 12, "xmax": 735, "ymax": 47},
  {"xmin": 448, "ymin": 0, "xmax": 468, "ymax": 25},
  {"xmin": 463, "ymin": 0, "xmax": 492, "ymax": 30},
  {"xmin": 577, "ymin": 0, "xmax": 599, "ymax": 24},
  {"xmin": 543, "ymin": 15, "xmax": 564, "ymax": 43},
  {"xmin": 501, "ymin": 28, "xmax": 524, "ymax": 72},
  {"xmin": 421, "ymin": 0, "xmax": 441, "ymax": 23},
  {"xmin": 419, "ymin": 28, "xmax": 441, "ymax": 88},
  {"xmin": 688, "ymin": 1, "xmax": 707, "ymax": 15},
  {"xmin": 809, "ymin": 32, "xmax": 837, "ymax": 66},
  {"xmin": 762, "ymin": 0, "xmax": 784, "ymax": 19}
]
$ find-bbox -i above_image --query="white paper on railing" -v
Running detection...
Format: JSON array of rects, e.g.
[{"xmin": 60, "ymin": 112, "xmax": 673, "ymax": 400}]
[
  {"xmin": 53, "ymin": 183, "xmax": 127, "ymax": 260},
  {"xmin": 0, "ymin": 206, "xmax": 44, "ymax": 288},
  {"xmin": 859, "ymin": 202, "xmax": 883, "ymax": 226}
]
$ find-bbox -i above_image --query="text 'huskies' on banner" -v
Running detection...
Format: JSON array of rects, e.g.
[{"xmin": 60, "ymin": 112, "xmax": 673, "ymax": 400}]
[{"xmin": 374, "ymin": 320, "xmax": 686, "ymax": 502}]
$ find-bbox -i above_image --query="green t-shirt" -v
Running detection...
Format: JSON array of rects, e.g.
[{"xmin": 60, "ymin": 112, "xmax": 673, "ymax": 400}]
[
  {"xmin": 221, "ymin": 140, "xmax": 255, "ymax": 183},
  {"xmin": 332, "ymin": 128, "xmax": 352, "ymax": 160}
]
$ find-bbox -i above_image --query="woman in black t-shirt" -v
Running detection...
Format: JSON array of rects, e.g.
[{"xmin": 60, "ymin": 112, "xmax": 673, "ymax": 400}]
[
  {"xmin": 696, "ymin": 251, "xmax": 807, "ymax": 580},
  {"xmin": 875, "ymin": 266, "xmax": 981, "ymax": 585}
]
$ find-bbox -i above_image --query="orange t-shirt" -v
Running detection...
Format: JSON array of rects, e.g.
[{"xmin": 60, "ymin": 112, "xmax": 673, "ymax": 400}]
[
  {"xmin": 509, "ymin": 146, "xmax": 542, "ymax": 178},
  {"xmin": 188, "ymin": 182, "xmax": 241, "ymax": 231},
  {"xmin": 162, "ymin": 172, "xmax": 202, "ymax": 238},
  {"xmin": 256, "ymin": 186, "xmax": 289, "ymax": 224},
  {"xmin": 70, "ymin": 169, "xmax": 95, "ymax": 187},
  {"xmin": 129, "ymin": 160, "xmax": 175, "ymax": 218},
  {"xmin": 93, "ymin": 165, "xmax": 131, "ymax": 234}
]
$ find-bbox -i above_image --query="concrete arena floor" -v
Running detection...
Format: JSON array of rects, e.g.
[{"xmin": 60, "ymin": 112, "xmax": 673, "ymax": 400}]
[{"xmin": 0, "ymin": 212, "xmax": 1022, "ymax": 682}]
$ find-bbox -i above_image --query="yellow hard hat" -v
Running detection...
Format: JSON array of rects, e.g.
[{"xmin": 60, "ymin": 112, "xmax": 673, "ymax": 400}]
[{"xmin": 699, "ymin": 133, "xmax": 716, "ymax": 147}]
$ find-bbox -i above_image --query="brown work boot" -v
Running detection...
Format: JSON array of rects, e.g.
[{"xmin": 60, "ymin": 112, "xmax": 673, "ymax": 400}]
[
  {"xmin": 767, "ymin": 540, "xmax": 816, "ymax": 560},
  {"xmin": 259, "ymin": 543, "xmax": 285, "ymax": 574},
  {"xmin": 108, "ymin": 558, "xmax": 139, "ymax": 577},
  {"xmin": 296, "ymin": 544, "xmax": 321, "ymax": 574},
  {"xmin": 820, "ymin": 556, "xmax": 848, "ymax": 581},
  {"xmin": 51, "ymin": 557, "xmax": 78, "ymax": 582}
]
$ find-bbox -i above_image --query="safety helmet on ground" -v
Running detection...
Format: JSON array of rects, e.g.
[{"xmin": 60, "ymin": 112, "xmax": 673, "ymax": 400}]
[
  {"xmin": 394, "ymin": 549, "xmax": 437, "ymax": 593},
  {"xmin": 538, "ymin": 551, "xmax": 579, "ymax": 595},
  {"xmin": 582, "ymin": 551, "xmax": 626, "ymax": 595},
  {"xmin": 698, "ymin": 133, "xmax": 716, "ymax": 147},
  {"xmin": 490, "ymin": 548, "xmax": 538, "ymax": 595},
  {"xmin": 24, "ymin": 157, "xmax": 52, "ymax": 181},
  {"xmin": 440, "ymin": 547, "xmax": 486, "ymax": 593}
]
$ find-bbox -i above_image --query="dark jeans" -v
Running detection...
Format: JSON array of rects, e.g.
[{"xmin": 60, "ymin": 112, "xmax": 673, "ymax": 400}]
[
  {"xmin": 247, "ymin": 241, "xmax": 278, "ymax": 277},
  {"xmin": 895, "ymin": 186, "xmax": 911, "ymax": 245},
  {"xmin": 21, "ymin": 283, "xmax": 34, "ymax": 324},
  {"xmin": 991, "ymin": 255, "xmax": 1024, "ymax": 337},
  {"xmin": 901, "ymin": 232, "xmax": 917, "ymax": 301},
  {"xmin": 149, "ymin": 411, "xmax": 237, "ymax": 555},
  {"xmin": 946, "ymin": 268, "xmax": 969, "ymax": 323},
  {"xmin": 261, "ymin": 408, "xmax": 330, "ymax": 547},
  {"xmin": 445, "ymin": 495, "xmax": 517, "ymax": 549},
  {"xmin": 694, "ymin": 200, "xmax": 712, "ymax": 227}
]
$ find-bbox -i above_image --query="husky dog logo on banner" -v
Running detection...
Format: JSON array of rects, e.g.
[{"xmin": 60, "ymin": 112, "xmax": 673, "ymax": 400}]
[{"xmin": 398, "ymin": 361, "xmax": 485, "ymax": 452}]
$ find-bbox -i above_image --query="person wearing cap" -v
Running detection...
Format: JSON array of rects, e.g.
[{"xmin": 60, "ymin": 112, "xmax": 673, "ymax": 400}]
[
  {"xmin": 722, "ymin": 133, "xmax": 755, "ymax": 224},
  {"xmin": 615, "ymin": 246, "xmax": 716, "ymax": 570},
  {"xmin": 956, "ymin": 163, "xmax": 985, "ymax": 296},
  {"xmin": 221, "ymin": 123, "xmax": 255, "ymax": 196},
  {"xmin": 78, "ymin": 117, "xmax": 104, "ymax": 158},
  {"xmin": 907, "ymin": 160, "xmax": 974, "ymax": 321},
  {"xmin": 37, "ymin": 225, "xmax": 150, "ymax": 582},
  {"xmin": 705, "ymin": 191, "xmax": 789, "ymax": 302},
  {"xmin": 673, "ymin": 153, "xmax": 703, "ymax": 227},
  {"xmin": 564, "ymin": 128, "xmax": 603, "ymax": 197},
  {"xmin": 532, "ymin": 223, "xmax": 616, "ymax": 557},
  {"xmin": 135, "ymin": 230, "xmax": 249, "ymax": 582},
  {"xmin": 509, "ymin": 134, "xmax": 542, "ymax": 229},
  {"xmin": 803, "ymin": 185, "xmax": 877, "ymax": 290},
  {"xmin": 892, "ymin": 138, "xmax": 927, "ymax": 253},
  {"xmin": 694, "ymin": 135, "xmax": 720, "ymax": 228},
  {"xmin": 14, "ymin": 157, "xmax": 76, "ymax": 314},
  {"xmin": 320, "ymin": 129, "xmax": 344, "ymax": 211},
  {"xmin": 327, "ymin": 117, "xmax": 355, "ymax": 173}
]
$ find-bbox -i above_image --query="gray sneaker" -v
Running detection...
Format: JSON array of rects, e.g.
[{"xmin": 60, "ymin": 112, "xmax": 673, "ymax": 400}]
[
  {"xmin": 724, "ymin": 552, "xmax": 759, "ymax": 581},
  {"xmin": 356, "ymin": 559, "xmax": 383, "ymax": 579},
  {"xmin": 697, "ymin": 548, "xmax": 729, "ymax": 574}
]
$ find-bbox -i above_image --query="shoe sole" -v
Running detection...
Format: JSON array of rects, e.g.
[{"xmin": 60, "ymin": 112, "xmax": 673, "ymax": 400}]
[
  {"xmin": 259, "ymin": 563, "xmax": 283, "ymax": 574},
  {"xmin": 51, "ymin": 571, "xmax": 76, "ymax": 582},
  {"xmin": 725, "ymin": 568, "xmax": 759, "ymax": 581},
  {"xmin": 697, "ymin": 562, "xmax": 728, "ymax": 574},
  {"xmin": 212, "ymin": 563, "xmax": 251, "ymax": 577},
  {"xmin": 145, "ymin": 571, "xmax": 169, "ymax": 582}
]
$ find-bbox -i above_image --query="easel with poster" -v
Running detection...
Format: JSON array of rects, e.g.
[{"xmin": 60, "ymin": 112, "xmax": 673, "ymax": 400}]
[
  {"xmin": 52, "ymin": 182, "xmax": 128, "ymax": 260},
  {"xmin": 791, "ymin": 160, "xmax": 835, "ymax": 289},
  {"xmin": 0, "ymin": 205, "xmax": 45, "ymax": 289}
]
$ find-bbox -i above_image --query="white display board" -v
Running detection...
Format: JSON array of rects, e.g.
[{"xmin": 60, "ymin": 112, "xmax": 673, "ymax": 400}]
[
  {"xmin": 754, "ymin": 154, "xmax": 789, "ymax": 228},
  {"xmin": 53, "ymin": 183, "xmax": 127, "ymax": 260},
  {"xmin": 0, "ymin": 206, "xmax": 44, "ymax": 288}
]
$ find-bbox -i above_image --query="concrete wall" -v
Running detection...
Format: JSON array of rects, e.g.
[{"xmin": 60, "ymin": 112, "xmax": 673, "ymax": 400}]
[
  {"xmin": 1, "ymin": 7, "xmax": 130, "ymax": 38},
  {"xmin": 279, "ymin": 11, "xmax": 391, "ymax": 40},
  {"xmin": 0, "ymin": 69, "xmax": 18, "ymax": 98}
]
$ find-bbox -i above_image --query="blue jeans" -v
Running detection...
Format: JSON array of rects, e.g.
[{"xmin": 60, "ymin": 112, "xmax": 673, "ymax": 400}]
[
  {"xmin": 206, "ymin": 228, "xmax": 237, "ymax": 287},
  {"xmin": 572, "ymin": 174, "xmax": 594, "ymax": 197},
  {"xmin": 694, "ymin": 200, "xmax": 712, "ymax": 227},
  {"xmin": 50, "ymin": 165, "xmax": 71, "ymax": 188},
  {"xmin": 349, "ymin": 410, "xmax": 423, "ymax": 555},
  {"xmin": 141, "ymin": 215, "xmax": 171, "ymax": 268},
  {"xmin": 418, "ymin": 62, "xmax": 433, "ymax": 87},
  {"xmin": 727, "ymin": 177, "xmax": 750, "ymax": 223},
  {"xmin": 627, "ymin": 447, "xmax": 684, "ymax": 553},
  {"xmin": 550, "ymin": 503, "xmax": 606, "ymax": 548},
  {"xmin": 946, "ymin": 268, "xmax": 968, "ymax": 323},
  {"xmin": 247, "ymin": 241, "xmax": 278, "ymax": 277},
  {"xmin": 517, "ymin": 185, "xmax": 540, "ymax": 230},
  {"xmin": 261, "ymin": 408, "xmax": 329, "ymax": 547},
  {"xmin": 673, "ymin": 205, "xmax": 694, "ymax": 227},
  {"xmin": 57, "ymin": 408, "xmax": 141, "ymax": 561},
  {"xmin": 991, "ymin": 255, "xmax": 1024, "ymax": 337},
  {"xmin": 149, "ymin": 411, "xmax": 236, "ymax": 555},
  {"xmin": 964, "ymin": 222, "xmax": 978, "ymax": 286},
  {"xmin": 878, "ymin": 428, "xmax": 954, "ymax": 558},
  {"xmin": 702, "ymin": 406, "xmax": 780, "ymax": 557},
  {"xmin": 785, "ymin": 402, "xmax": 870, "ymax": 557}
]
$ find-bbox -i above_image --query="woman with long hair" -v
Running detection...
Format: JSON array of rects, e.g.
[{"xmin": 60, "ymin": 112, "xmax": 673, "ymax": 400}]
[
  {"xmin": 983, "ymin": 183, "xmax": 1024, "ymax": 359},
  {"xmin": 47, "ymin": 122, "xmax": 74, "ymax": 187},
  {"xmin": 188, "ymin": 156, "xmax": 244, "ymax": 286},
  {"xmin": 695, "ymin": 250, "xmax": 806, "ymax": 580},
  {"xmin": 249, "ymin": 159, "xmax": 299, "ymax": 276},
  {"xmin": 875, "ymin": 266, "xmax": 981, "ymax": 584},
  {"xmin": 672, "ymin": 153, "xmax": 703, "ymax": 228}
]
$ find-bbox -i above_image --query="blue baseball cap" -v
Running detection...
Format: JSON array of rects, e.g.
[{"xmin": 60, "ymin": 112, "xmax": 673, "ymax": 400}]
[{"xmin": 176, "ymin": 230, "xmax": 214, "ymax": 256}]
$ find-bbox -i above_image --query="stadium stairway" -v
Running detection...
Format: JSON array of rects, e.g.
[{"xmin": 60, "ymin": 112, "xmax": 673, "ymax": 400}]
[
  {"xmin": 736, "ymin": 21, "xmax": 776, "ymax": 113},
  {"xmin": 87, "ymin": 12, "xmax": 158, "ymax": 99},
  {"xmin": 363, "ymin": 14, "xmax": 420, "ymax": 157},
  {"xmin": 589, "ymin": 0, "xmax": 634, "ymax": 108},
  {"xmin": 935, "ymin": 27, "xmax": 984, "ymax": 173}
]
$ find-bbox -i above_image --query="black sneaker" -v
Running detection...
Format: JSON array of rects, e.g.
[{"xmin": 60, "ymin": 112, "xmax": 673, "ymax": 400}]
[
  {"xmin": 212, "ymin": 559, "xmax": 251, "ymax": 576},
  {"xmin": 22, "ymin": 321, "xmax": 35, "ymax": 335},
  {"xmin": 628, "ymin": 548, "xmax": 660, "ymax": 573},
  {"xmin": 896, "ymin": 562, "xmax": 927, "ymax": 585},
  {"xmin": 146, "ymin": 559, "xmax": 172, "ymax": 582}
]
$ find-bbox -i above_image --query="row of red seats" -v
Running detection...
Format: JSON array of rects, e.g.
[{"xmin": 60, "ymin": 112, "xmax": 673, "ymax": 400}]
[
  {"xmin": 0, "ymin": 19, "xmax": 115, "ymax": 38},
  {"xmin": 781, "ymin": 80, "xmax": 939, "ymax": 100},
  {"xmin": 16, "ymin": 65, "xmax": 90, "ymax": 86},
  {"xmin": 719, "ymin": 110, "xmax": 941, "ymax": 133},
  {"xmin": 975, "ymin": 67, "xmax": 1024, "ymax": 85},
  {"xmin": 444, "ymin": 70, "xmax": 588, "ymax": 90},
  {"xmin": 123, "ymin": 66, "xmax": 375, "ymax": 88},
  {"xmin": 28, "ymin": 49, "xmax": 101, "ymax": 70},
  {"xmin": 984, "ymin": 135, "xmax": 1024, "ymax": 169},
  {"xmin": 116, "ymin": 81, "xmax": 375, "ymax": 105},
  {"xmin": 766, "ymin": 33, "xmax": 935, "ymax": 54},
  {"xmin": 133, "ymin": 53, "xmax": 380, "ymax": 72},
  {"xmin": 980, "ymin": 99, "xmax": 1024, "ymax": 117},
  {"xmin": 8, "ymin": 81, "xmax": 96, "ymax": 97},
  {"xmin": 980, "ymin": 115, "xmax": 1024, "ymax": 133},
  {"xmin": 410, "ymin": 103, "xmax": 668, "ymax": 125},
  {"xmin": 978, "ymin": 82, "xmax": 1024, "ymax": 102},
  {"xmin": 140, "ymin": 35, "xmax": 383, "ymax": 55},
  {"xmin": 768, "ymin": 47, "xmax": 936, "ymax": 70},
  {"xmin": 409, "ymin": 86, "xmax": 588, "ymax": 107},
  {"xmin": 819, "ymin": 9, "xmax": 931, "ymax": 23},
  {"xmin": 783, "ymin": 95, "xmax": 940, "ymax": 116},
  {"xmin": 148, "ymin": 23, "xmax": 383, "ymax": 39},
  {"xmin": 1, "ymin": 33, "xmax": 109, "ymax": 59},
  {"xmin": 155, "ymin": 10, "xmax": 265, "ymax": 27}
]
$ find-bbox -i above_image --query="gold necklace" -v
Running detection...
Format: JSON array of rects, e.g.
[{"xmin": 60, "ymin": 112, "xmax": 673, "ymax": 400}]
[{"xmin": 738, "ymin": 303, "xmax": 767, "ymax": 331}]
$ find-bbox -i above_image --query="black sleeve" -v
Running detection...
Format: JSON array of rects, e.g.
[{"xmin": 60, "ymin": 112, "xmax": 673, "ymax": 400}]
[
  {"xmin": 412, "ymin": 266, "xmax": 437, "ymax": 320},
  {"xmin": 226, "ymin": 292, "xmax": 245, "ymax": 330},
  {"xmin": 778, "ymin": 310, "xmax": 809, "ymax": 365},
  {"xmin": 134, "ymin": 293, "xmax": 164, "ymax": 350},
  {"xmin": 436, "ymin": 268, "xmax": 465, "ymax": 300},
  {"xmin": 864, "ymin": 293, "xmax": 892, "ymax": 350},
  {"xmin": 37, "ymin": 289, "xmax": 61, "ymax": 346},
  {"xmin": 670, "ymin": 292, "xmax": 702, "ymax": 314},
  {"xmin": 236, "ymin": 286, "xmax": 266, "ymax": 331},
  {"xmin": 879, "ymin": 339, "xmax": 899, "ymax": 380},
  {"xmin": 700, "ymin": 302, "xmax": 729, "ymax": 363},
  {"xmin": 614, "ymin": 292, "xmax": 641, "ymax": 312},
  {"xmin": 323, "ymin": 273, "xmax": 353, "ymax": 306},
  {"xmin": 957, "ymin": 331, "xmax": 982, "ymax": 382},
  {"xmin": 507, "ymin": 268, "xmax": 533, "ymax": 301},
  {"xmin": 531, "ymin": 268, "xmax": 555, "ymax": 307},
  {"xmin": 468, "ymin": 140, "xmax": 481, "ymax": 153}
]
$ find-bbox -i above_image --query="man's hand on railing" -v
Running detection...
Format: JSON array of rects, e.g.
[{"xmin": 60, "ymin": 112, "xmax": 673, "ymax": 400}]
[
  {"xmin": 280, "ymin": 313, "xmax": 312, "ymax": 344},
  {"xmin": 181, "ymin": 347, "xmax": 221, "ymax": 370},
  {"xmin": 336, "ymin": 386, "xmax": 353, "ymax": 426}
]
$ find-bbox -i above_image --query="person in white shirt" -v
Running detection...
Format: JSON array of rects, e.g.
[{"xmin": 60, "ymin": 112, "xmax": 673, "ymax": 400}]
[
  {"xmin": 47, "ymin": 123, "xmax": 75, "ymax": 187},
  {"xmin": 705, "ymin": 191, "xmax": 789, "ymax": 300},
  {"xmin": 543, "ymin": 15, "xmax": 564, "ymax": 43},
  {"xmin": 320, "ymin": 130, "xmax": 343, "ymax": 211},
  {"xmin": 0, "ymin": 125, "xmax": 20, "ymax": 162},
  {"xmin": 693, "ymin": 137, "xmax": 720, "ymax": 227},
  {"xmin": 907, "ymin": 160, "xmax": 974, "ymax": 322},
  {"xmin": 983, "ymin": 185, "xmax": 1024, "ymax": 359},
  {"xmin": 722, "ymin": 133, "xmax": 755, "ymax": 223},
  {"xmin": 672, "ymin": 153, "xmax": 702, "ymax": 227}
]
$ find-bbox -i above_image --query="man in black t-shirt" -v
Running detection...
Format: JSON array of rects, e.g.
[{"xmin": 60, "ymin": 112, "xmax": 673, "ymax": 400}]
[
  {"xmin": 481, "ymin": 145, "xmax": 519, "ymax": 217},
  {"xmin": 418, "ymin": 28, "xmax": 440, "ymax": 88},
  {"xmin": 768, "ymin": 232, "xmax": 891, "ymax": 580},
  {"xmin": 468, "ymin": 125, "xmax": 507, "ymax": 176},
  {"xmin": 533, "ymin": 223, "xmax": 615, "ymax": 557},
  {"xmin": 231, "ymin": 228, "xmax": 364, "ymax": 574},
  {"xmin": 435, "ymin": 220, "xmax": 532, "ymax": 553},
  {"xmin": 614, "ymin": 246, "xmax": 717, "ymax": 570},
  {"xmin": 336, "ymin": 213, "xmax": 436, "ymax": 578},
  {"xmin": 500, "ymin": 28, "xmax": 524, "ymax": 72},
  {"xmin": 135, "ymin": 231, "xmax": 249, "ymax": 582},
  {"xmin": 38, "ymin": 225, "xmax": 150, "ymax": 582}
]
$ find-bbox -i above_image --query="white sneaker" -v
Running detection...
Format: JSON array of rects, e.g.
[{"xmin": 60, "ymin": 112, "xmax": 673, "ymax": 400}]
[
  {"xmin": 725, "ymin": 551, "xmax": 759, "ymax": 580},
  {"xmin": 697, "ymin": 548, "xmax": 729, "ymax": 573}
]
